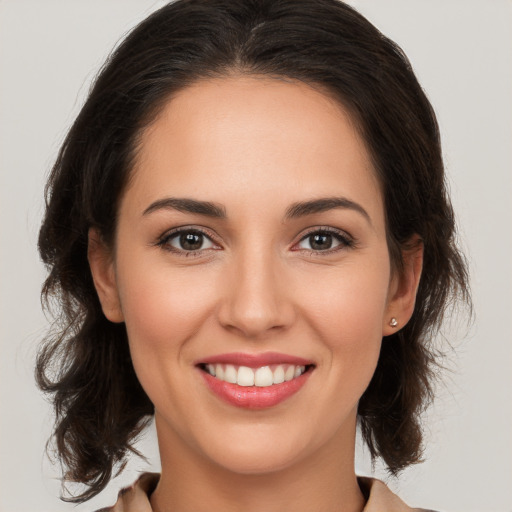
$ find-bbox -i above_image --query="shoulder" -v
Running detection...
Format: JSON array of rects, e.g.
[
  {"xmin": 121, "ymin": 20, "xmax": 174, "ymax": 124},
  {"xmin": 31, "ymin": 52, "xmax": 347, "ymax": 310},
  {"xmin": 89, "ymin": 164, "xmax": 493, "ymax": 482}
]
[
  {"xmin": 96, "ymin": 473, "xmax": 159, "ymax": 512},
  {"xmin": 359, "ymin": 477, "xmax": 438, "ymax": 512}
]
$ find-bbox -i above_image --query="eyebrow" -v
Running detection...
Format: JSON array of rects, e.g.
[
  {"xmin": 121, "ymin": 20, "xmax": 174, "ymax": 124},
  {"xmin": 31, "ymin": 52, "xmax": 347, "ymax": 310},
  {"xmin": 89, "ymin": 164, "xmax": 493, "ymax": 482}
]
[
  {"xmin": 142, "ymin": 196, "xmax": 371, "ymax": 224},
  {"xmin": 143, "ymin": 198, "xmax": 226, "ymax": 218},
  {"xmin": 285, "ymin": 197, "xmax": 371, "ymax": 224}
]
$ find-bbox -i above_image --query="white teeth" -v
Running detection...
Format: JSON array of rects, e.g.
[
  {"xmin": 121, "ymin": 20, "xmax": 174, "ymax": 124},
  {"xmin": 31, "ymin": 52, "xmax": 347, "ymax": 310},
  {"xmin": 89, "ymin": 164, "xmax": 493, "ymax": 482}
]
[
  {"xmin": 255, "ymin": 366, "xmax": 273, "ymax": 387},
  {"xmin": 273, "ymin": 365, "xmax": 285, "ymax": 384},
  {"xmin": 205, "ymin": 363, "xmax": 308, "ymax": 386},
  {"xmin": 224, "ymin": 364, "xmax": 238, "ymax": 384},
  {"xmin": 284, "ymin": 365, "xmax": 295, "ymax": 381},
  {"xmin": 237, "ymin": 366, "xmax": 255, "ymax": 386}
]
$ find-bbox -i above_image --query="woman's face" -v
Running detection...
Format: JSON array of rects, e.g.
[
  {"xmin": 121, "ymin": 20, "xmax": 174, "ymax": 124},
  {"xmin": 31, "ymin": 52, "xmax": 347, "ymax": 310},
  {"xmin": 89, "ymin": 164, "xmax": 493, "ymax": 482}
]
[{"xmin": 90, "ymin": 76, "xmax": 417, "ymax": 475}]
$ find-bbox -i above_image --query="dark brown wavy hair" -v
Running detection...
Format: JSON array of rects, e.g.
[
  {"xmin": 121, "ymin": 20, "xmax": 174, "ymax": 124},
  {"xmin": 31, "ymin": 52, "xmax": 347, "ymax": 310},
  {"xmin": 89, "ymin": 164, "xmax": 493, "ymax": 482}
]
[{"xmin": 36, "ymin": 0, "xmax": 470, "ymax": 503}]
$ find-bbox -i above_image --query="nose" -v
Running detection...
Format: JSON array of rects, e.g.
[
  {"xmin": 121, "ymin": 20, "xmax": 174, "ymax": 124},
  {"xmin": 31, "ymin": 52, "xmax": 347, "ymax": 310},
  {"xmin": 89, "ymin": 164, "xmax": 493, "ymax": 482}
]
[{"xmin": 217, "ymin": 248, "xmax": 295, "ymax": 339}]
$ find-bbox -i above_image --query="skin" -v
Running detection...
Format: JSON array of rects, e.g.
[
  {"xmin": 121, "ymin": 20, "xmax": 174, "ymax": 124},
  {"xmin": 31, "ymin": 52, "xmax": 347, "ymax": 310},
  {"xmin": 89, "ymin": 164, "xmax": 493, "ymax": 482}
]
[{"xmin": 88, "ymin": 76, "xmax": 422, "ymax": 512}]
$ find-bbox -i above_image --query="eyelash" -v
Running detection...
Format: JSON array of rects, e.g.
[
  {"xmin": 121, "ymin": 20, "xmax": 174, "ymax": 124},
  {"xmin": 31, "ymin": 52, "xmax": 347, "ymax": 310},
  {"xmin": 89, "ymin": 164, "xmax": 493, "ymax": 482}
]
[
  {"xmin": 156, "ymin": 226, "xmax": 219, "ymax": 257},
  {"xmin": 292, "ymin": 226, "xmax": 355, "ymax": 255},
  {"xmin": 156, "ymin": 226, "xmax": 355, "ymax": 257}
]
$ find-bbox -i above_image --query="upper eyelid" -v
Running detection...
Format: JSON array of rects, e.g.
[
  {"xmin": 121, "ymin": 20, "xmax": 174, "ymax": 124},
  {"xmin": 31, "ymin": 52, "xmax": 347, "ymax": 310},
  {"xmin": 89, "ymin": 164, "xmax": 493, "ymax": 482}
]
[
  {"xmin": 296, "ymin": 225, "xmax": 353, "ymax": 241},
  {"xmin": 158, "ymin": 225, "xmax": 218, "ymax": 242}
]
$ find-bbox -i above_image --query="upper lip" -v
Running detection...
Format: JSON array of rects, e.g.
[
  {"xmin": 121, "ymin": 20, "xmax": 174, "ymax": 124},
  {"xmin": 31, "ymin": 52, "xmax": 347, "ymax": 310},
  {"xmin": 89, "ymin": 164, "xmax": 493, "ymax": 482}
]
[{"xmin": 195, "ymin": 351, "xmax": 315, "ymax": 368}]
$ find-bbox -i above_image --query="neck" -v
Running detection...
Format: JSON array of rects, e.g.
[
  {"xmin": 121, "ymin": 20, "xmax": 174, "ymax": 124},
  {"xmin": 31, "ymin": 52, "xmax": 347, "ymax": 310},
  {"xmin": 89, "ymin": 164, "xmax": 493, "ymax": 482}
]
[{"xmin": 150, "ymin": 413, "xmax": 365, "ymax": 512}]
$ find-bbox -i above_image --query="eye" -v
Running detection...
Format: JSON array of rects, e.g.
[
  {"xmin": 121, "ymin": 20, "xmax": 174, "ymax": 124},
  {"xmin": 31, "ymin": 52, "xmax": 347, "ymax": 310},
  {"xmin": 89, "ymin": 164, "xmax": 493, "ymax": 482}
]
[
  {"xmin": 295, "ymin": 229, "xmax": 353, "ymax": 252},
  {"xmin": 158, "ymin": 228, "xmax": 217, "ymax": 254}
]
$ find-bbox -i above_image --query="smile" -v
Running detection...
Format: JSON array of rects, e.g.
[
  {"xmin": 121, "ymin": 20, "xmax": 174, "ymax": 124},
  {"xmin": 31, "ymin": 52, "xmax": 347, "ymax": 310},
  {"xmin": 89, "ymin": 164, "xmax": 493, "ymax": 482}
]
[
  {"xmin": 202, "ymin": 363, "xmax": 307, "ymax": 387},
  {"xmin": 196, "ymin": 352, "xmax": 315, "ymax": 409}
]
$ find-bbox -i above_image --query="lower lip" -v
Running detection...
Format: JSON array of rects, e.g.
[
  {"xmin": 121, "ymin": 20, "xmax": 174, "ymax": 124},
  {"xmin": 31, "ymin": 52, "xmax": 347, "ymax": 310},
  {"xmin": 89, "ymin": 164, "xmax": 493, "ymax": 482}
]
[{"xmin": 199, "ymin": 369, "xmax": 312, "ymax": 409}]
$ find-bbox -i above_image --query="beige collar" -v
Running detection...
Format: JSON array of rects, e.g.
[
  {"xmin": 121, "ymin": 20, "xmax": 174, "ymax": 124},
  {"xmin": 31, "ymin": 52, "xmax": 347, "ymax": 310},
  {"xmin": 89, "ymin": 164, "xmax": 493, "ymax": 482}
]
[{"xmin": 99, "ymin": 473, "xmax": 429, "ymax": 512}]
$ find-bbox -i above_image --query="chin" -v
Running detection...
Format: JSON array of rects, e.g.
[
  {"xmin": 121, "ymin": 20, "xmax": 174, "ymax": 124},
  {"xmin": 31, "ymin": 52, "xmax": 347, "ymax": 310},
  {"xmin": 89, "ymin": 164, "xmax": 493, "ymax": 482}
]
[
  {"xmin": 203, "ymin": 437, "xmax": 306, "ymax": 476},
  {"xmin": 191, "ymin": 415, "xmax": 344, "ymax": 477}
]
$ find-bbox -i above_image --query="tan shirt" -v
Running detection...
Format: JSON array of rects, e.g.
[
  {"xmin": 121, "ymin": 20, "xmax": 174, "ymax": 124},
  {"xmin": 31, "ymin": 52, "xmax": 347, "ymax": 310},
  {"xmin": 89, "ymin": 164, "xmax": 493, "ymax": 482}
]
[
  {"xmin": 97, "ymin": 473, "xmax": 434, "ymax": 512},
  {"xmin": 98, "ymin": 473, "xmax": 435, "ymax": 512}
]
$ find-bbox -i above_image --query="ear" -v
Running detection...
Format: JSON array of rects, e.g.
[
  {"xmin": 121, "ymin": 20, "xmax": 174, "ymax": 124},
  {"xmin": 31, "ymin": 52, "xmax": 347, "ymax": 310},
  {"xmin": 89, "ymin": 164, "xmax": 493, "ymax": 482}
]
[
  {"xmin": 383, "ymin": 236, "xmax": 423, "ymax": 336},
  {"xmin": 87, "ymin": 228, "xmax": 124, "ymax": 323}
]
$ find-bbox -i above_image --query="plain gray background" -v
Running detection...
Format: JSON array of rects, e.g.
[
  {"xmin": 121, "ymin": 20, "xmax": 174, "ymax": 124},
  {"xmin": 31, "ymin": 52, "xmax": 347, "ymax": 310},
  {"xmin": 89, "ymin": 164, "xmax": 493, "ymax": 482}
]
[{"xmin": 1, "ymin": 1, "xmax": 511, "ymax": 511}]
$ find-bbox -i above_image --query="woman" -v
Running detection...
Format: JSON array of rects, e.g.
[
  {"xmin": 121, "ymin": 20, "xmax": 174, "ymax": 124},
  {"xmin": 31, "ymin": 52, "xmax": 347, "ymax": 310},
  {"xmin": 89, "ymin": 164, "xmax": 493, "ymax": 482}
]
[{"xmin": 36, "ymin": 1, "xmax": 469, "ymax": 510}]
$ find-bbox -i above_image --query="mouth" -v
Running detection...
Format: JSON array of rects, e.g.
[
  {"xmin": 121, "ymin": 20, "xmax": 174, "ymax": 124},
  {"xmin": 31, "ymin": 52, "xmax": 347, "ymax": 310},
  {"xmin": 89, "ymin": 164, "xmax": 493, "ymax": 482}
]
[
  {"xmin": 196, "ymin": 352, "xmax": 315, "ymax": 409},
  {"xmin": 198, "ymin": 362, "xmax": 313, "ymax": 387}
]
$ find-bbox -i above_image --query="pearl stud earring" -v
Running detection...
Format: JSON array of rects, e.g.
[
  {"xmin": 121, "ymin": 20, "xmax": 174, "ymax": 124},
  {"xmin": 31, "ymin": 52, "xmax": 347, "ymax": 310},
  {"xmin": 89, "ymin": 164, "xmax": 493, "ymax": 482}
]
[{"xmin": 389, "ymin": 317, "xmax": 398, "ymax": 328}]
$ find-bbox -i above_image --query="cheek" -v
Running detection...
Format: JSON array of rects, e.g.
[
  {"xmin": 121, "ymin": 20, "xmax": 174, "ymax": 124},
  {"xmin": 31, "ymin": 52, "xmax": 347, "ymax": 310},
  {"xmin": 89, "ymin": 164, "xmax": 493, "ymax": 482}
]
[
  {"xmin": 116, "ymin": 261, "xmax": 219, "ymax": 355},
  {"xmin": 300, "ymin": 264, "xmax": 390, "ymax": 340},
  {"xmin": 296, "ymin": 261, "xmax": 390, "ymax": 386},
  {"xmin": 114, "ymin": 262, "xmax": 222, "ymax": 417}
]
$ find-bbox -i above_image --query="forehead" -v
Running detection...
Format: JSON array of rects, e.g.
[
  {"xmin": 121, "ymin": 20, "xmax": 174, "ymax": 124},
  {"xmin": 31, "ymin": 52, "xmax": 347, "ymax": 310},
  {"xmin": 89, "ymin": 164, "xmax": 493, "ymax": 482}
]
[{"xmin": 126, "ymin": 75, "xmax": 383, "ymax": 225}]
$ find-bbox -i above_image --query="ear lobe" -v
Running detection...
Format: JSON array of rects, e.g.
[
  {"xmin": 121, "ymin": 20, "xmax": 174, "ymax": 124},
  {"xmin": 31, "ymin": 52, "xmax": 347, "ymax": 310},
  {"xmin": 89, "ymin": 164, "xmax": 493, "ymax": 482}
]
[
  {"xmin": 383, "ymin": 236, "xmax": 423, "ymax": 336},
  {"xmin": 87, "ymin": 228, "xmax": 124, "ymax": 323}
]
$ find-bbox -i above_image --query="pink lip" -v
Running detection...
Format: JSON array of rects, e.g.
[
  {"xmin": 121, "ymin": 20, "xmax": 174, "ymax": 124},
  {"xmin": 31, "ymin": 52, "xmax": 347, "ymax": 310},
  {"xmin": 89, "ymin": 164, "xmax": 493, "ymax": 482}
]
[
  {"xmin": 199, "ymin": 369, "xmax": 312, "ymax": 409},
  {"xmin": 195, "ymin": 351, "xmax": 314, "ymax": 368}
]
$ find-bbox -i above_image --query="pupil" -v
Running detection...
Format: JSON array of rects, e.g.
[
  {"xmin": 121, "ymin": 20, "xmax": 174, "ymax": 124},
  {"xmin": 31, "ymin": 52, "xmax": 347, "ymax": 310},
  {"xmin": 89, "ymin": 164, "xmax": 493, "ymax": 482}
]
[
  {"xmin": 310, "ymin": 233, "xmax": 332, "ymax": 250},
  {"xmin": 180, "ymin": 232, "xmax": 202, "ymax": 250}
]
